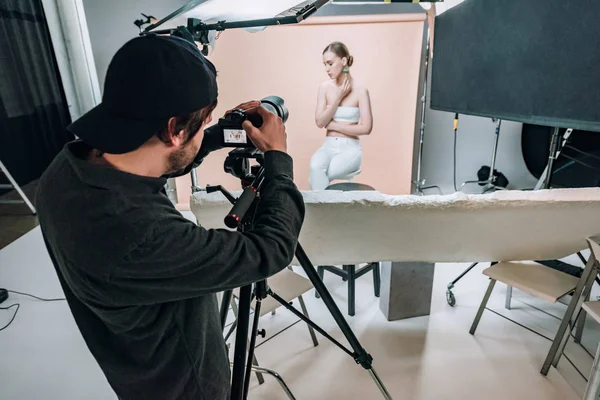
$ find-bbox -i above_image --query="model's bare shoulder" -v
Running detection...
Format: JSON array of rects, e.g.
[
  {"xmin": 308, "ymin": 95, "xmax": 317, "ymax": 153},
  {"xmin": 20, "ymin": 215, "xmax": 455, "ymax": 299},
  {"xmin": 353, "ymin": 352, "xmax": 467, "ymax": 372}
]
[{"xmin": 351, "ymin": 82, "xmax": 368, "ymax": 94}]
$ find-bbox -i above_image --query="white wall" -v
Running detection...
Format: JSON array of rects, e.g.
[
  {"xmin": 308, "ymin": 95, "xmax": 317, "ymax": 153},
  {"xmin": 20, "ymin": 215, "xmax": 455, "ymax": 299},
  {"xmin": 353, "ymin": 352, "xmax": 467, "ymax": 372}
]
[
  {"xmin": 82, "ymin": 0, "xmax": 190, "ymax": 90},
  {"xmin": 41, "ymin": 0, "xmax": 101, "ymax": 120},
  {"xmin": 419, "ymin": 0, "xmax": 538, "ymax": 194}
]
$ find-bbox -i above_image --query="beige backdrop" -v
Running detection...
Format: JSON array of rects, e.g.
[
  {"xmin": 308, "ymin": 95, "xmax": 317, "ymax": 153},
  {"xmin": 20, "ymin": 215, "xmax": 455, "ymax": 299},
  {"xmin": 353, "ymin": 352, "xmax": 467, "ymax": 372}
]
[{"xmin": 175, "ymin": 14, "xmax": 426, "ymax": 208}]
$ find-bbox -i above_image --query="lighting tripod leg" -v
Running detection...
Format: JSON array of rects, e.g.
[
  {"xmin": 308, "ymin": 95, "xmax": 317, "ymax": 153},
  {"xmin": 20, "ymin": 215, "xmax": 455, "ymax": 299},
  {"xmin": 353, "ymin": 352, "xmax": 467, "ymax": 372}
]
[{"xmin": 295, "ymin": 244, "xmax": 393, "ymax": 400}]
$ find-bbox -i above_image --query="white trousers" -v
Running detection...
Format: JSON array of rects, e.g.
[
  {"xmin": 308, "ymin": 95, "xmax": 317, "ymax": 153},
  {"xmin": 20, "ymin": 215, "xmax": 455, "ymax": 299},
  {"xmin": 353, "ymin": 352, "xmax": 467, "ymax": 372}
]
[{"xmin": 309, "ymin": 137, "xmax": 362, "ymax": 190}]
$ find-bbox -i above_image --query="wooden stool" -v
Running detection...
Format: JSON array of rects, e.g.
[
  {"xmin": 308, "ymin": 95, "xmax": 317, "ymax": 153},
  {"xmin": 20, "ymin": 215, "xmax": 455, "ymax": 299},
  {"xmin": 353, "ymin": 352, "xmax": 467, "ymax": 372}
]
[
  {"xmin": 314, "ymin": 182, "xmax": 381, "ymax": 316},
  {"xmin": 470, "ymin": 260, "xmax": 580, "ymax": 335}
]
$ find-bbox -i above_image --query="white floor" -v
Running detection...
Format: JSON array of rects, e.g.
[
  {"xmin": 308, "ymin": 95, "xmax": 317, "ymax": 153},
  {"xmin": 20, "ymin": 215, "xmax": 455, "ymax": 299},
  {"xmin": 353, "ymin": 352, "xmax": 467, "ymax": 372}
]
[{"xmin": 0, "ymin": 223, "xmax": 597, "ymax": 400}]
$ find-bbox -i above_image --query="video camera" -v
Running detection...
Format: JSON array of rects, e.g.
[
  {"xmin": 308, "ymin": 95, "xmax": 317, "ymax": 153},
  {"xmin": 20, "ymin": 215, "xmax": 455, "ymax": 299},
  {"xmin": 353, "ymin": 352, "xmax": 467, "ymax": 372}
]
[{"xmin": 194, "ymin": 95, "xmax": 289, "ymax": 181}]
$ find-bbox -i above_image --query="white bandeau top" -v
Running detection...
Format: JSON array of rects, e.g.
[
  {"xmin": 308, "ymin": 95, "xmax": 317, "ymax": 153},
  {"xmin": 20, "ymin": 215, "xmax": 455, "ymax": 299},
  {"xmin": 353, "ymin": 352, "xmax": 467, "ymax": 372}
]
[{"xmin": 332, "ymin": 106, "xmax": 360, "ymax": 123}]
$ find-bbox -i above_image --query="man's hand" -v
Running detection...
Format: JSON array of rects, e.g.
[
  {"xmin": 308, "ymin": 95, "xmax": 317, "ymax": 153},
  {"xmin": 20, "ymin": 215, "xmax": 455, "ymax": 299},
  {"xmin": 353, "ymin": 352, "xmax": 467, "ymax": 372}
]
[
  {"xmin": 226, "ymin": 100, "xmax": 261, "ymax": 115},
  {"xmin": 242, "ymin": 106, "xmax": 287, "ymax": 153}
]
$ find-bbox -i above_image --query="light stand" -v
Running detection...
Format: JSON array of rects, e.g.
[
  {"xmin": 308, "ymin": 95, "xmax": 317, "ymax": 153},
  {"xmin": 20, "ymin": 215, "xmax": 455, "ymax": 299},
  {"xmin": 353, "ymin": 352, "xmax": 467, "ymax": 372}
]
[
  {"xmin": 196, "ymin": 152, "xmax": 392, "ymax": 400},
  {"xmin": 460, "ymin": 118, "xmax": 506, "ymax": 194},
  {"xmin": 413, "ymin": 28, "xmax": 441, "ymax": 195},
  {"xmin": 533, "ymin": 127, "xmax": 571, "ymax": 190},
  {"xmin": 141, "ymin": 0, "xmax": 330, "ymax": 54}
]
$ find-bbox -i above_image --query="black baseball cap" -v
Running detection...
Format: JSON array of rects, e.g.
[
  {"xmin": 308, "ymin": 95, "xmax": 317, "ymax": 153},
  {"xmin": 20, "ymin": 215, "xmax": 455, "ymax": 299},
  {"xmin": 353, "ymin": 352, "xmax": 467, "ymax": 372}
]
[{"xmin": 68, "ymin": 34, "xmax": 218, "ymax": 154}]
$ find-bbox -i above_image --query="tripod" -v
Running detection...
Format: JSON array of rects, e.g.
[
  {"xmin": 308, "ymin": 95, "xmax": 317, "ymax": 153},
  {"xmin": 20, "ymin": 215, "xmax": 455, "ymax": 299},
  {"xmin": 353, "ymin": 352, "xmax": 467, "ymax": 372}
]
[
  {"xmin": 460, "ymin": 118, "xmax": 506, "ymax": 194},
  {"xmin": 413, "ymin": 29, "xmax": 441, "ymax": 196},
  {"xmin": 211, "ymin": 160, "xmax": 392, "ymax": 400}
]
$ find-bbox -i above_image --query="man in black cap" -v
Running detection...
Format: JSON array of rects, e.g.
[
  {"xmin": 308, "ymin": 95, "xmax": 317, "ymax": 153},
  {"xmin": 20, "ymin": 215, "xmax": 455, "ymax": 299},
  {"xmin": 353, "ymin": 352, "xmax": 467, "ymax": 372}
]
[{"xmin": 35, "ymin": 34, "xmax": 304, "ymax": 400}]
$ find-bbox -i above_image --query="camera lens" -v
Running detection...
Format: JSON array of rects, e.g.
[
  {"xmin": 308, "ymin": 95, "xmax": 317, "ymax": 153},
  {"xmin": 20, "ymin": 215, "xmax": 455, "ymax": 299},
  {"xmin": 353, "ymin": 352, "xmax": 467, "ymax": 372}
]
[{"xmin": 260, "ymin": 96, "xmax": 289, "ymax": 124}]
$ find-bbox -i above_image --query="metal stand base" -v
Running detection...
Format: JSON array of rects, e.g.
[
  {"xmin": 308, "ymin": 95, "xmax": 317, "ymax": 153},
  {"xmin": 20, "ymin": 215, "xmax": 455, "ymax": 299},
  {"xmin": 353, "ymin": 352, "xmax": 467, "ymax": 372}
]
[
  {"xmin": 414, "ymin": 180, "xmax": 442, "ymax": 196},
  {"xmin": 446, "ymin": 262, "xmax": 479, "ymax": 306},
  {"xmin": 460, "ymin": 119, "xmax": 505, "ymax": 194},
  {"xmin": 0, "ymin": 160, "xmax": 36, "ymax": 215},
  {"xmin": 230, "ymin": 363, "xmax": 297, "ymax": 400}
]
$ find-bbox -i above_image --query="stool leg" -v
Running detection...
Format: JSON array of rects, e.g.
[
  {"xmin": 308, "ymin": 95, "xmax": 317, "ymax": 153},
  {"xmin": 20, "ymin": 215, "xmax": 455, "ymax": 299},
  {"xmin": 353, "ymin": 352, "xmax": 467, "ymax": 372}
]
[
  {"xmin": 505, "ymin": 285, "xmax": 513, "ymax": 310},
  {"xmin": 470, "ymin": 279, "xmax": 496, "ymax": 335},
  {"xmin": 584, "ymin": 341, "xmax": 600, "ymax": 400},
  {"xmin": 298, "ymin": 295, "xmax": 319, "ymax": 347},
  {"xmin": 373, "ymin": 262, "xmax": 381, "ymax": 297},
  {"xmin": 315, "ymin": 266, "xmax": 325, "ymax": 298},
  {"xmin": 342, "ymin": 265, "xmax": 348, "ymax": 281},
  {"xmin": 347, "ymin": 265, "xmax": 356, "ymax": 316}
]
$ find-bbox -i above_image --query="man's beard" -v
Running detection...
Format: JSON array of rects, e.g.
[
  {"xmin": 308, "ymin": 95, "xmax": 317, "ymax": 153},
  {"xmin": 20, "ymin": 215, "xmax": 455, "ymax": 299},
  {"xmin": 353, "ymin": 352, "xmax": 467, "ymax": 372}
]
[{"xmin": 167, "ymin": 141, "xmax": 199, "ymax": 175}]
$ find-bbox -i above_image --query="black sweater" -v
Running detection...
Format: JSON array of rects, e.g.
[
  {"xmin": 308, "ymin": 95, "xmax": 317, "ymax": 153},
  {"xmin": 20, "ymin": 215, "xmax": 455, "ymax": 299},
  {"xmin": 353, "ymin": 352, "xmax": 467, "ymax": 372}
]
[{"xmin": 36, "ymin": 140, "xmax": 305, "ymax": 400}]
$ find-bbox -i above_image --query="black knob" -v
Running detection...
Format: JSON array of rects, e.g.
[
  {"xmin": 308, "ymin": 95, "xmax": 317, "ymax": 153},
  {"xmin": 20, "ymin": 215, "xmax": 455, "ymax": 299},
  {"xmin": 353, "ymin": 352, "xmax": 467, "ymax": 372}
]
[{"xmin": 258, "ymin": 329, "xmax": 266, "ymax": 338}]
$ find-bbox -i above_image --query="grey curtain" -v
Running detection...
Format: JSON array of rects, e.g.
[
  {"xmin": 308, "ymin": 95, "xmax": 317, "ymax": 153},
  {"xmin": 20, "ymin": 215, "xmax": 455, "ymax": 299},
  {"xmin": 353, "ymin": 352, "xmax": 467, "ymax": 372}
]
[{"xmin": 0, "ymin": 0, "xmax": 73, "ymax": 192}]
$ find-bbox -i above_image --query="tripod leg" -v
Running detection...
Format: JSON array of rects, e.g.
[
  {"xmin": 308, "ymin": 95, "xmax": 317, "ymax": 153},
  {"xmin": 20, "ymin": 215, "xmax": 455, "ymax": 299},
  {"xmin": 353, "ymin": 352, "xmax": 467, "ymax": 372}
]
[
  {"xmin": 230, "ymin": 295, "xmax": 264, "ymax": 385},
  {"xmin": 347, "ymin": 265, "xmax": 356, "ymax": 317},
  {"xmin": 294, "ymin": 244, "xmax": 393, "ymax": 399},
  {"xmin": 231, "ymin": 285, "xmax": 252, "ymax": 400},
  {"xmin": 220, "ymin": 289, "xmax": 233, "ymax": 330},
  {"xmin": 243, "ymin": 297, "xmax": 263, "ymax": 398}
]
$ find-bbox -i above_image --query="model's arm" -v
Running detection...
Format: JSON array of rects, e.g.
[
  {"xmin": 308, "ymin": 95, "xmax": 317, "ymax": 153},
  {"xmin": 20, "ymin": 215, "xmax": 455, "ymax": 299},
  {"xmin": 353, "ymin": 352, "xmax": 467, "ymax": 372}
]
[
  {"xmin": 326, "ymin": 88, "xmax": 373, "ymax": 136},
  {"xmin": 315, "ymin": 83, "xmax": 339, "ymax": 128}
]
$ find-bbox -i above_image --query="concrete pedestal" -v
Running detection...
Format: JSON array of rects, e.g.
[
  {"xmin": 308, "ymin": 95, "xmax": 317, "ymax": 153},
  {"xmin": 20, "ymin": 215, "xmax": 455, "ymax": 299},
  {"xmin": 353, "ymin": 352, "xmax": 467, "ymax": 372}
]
[{"xmin": 379, "ymin": 261, "xmax": 435, "ymax": 321}]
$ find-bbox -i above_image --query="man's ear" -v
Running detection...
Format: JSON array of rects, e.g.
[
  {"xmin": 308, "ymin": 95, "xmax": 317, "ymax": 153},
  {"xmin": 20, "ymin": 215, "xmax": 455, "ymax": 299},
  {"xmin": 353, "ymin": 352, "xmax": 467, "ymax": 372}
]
[{"xmin": 166, "ymin": 117, "xmax": 182, "ymax": 146}]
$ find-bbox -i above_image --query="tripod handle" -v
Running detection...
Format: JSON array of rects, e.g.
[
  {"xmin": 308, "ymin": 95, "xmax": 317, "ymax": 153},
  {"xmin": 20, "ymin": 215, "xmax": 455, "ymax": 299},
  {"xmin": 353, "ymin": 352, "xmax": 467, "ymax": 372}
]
[{"xmin": 225, "ymin": 187, "xmax": 257, "ymax": 228}]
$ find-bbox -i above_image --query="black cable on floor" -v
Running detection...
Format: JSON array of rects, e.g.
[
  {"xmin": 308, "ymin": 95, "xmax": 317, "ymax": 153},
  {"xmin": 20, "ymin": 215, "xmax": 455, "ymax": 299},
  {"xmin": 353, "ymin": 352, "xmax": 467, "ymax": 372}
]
[
  {"xmin": 8, "ymin": 290, "xmax": 65, "ymax": 302},
  {"xmin": 0, "ymin": 303, "xmax": 20, "ymax": 332},
  {"xmin": 0, "ymin": 289, "xmax": 65, "ymax": 332}
]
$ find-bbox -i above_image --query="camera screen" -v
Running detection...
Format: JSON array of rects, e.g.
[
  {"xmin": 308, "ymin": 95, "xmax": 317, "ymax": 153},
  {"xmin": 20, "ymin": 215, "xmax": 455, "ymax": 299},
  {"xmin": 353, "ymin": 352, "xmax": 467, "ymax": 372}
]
[{"xmin": 223, "ymin": 129, "xmax": 248, "ymax": 145}]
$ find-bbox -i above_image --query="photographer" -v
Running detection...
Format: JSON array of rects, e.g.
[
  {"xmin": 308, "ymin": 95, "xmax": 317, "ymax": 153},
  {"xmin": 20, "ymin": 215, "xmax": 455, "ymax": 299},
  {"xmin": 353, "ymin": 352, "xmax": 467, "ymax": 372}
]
[{"xmin": 35, "ymin": 34, "xmax": 304, "ymax": 400}]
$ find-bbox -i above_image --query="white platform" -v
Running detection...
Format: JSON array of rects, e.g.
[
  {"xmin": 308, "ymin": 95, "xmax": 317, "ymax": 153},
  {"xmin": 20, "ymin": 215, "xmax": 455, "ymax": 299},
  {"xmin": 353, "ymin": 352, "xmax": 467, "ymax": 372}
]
[{"xmin": 191, "ymin": 187, "xmax": 600, "ymax": 265}]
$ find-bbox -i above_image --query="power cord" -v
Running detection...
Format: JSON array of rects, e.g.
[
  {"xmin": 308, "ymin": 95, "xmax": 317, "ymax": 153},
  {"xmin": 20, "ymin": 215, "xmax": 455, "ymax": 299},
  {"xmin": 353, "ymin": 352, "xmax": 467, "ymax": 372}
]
[{"xmin": 0, "ymin": 288, "xmax": 66, "ymax": 332}]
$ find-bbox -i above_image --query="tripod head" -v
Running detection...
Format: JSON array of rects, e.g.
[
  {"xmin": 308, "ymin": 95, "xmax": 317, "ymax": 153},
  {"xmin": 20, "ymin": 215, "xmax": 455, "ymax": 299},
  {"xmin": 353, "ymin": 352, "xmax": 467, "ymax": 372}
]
[{"xmin": 207, "ymin": 151, "xmax": 265, "ymax": 229}]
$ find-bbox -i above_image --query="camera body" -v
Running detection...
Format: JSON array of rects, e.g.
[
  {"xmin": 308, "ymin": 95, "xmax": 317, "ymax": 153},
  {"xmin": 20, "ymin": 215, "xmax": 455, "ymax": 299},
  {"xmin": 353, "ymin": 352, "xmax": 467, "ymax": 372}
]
[
  {"xmin": 218, "ymin": 109, "xmax": 258, "ymax": 148},
  {"xmin": 212, "ymin": 95, "xmax": 289, "ymax": 149},
  {"xmin": 192, "ymin": 95, "xmax": 288, "ymax": 181}
]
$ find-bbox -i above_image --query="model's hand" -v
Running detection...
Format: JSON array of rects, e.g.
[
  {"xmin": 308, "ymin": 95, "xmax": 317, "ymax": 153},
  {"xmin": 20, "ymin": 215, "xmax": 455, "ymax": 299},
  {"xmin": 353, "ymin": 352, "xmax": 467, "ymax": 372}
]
[
  {"xmin": 242, "ymin": 106, "xmax": 287, "ymax": 153},
  {"xmin": 325, "ymin": 120, "xmax": 339, "ymax": 131},
  {"xmin": 335, "ymin": 76, "xmax": 352, "ymax": 103}
]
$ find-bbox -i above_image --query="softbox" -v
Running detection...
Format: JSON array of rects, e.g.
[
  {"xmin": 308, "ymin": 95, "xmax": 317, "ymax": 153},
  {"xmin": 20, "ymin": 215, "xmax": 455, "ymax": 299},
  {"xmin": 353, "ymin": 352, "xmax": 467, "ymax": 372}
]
[{"xmin": 430, "ymin": 0, "xmax": 600, "ymax": 132}]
